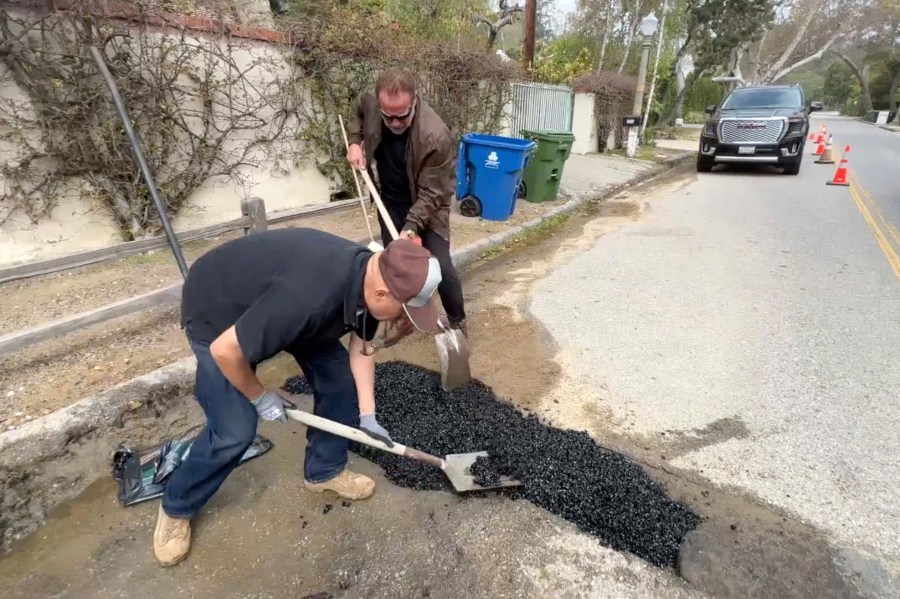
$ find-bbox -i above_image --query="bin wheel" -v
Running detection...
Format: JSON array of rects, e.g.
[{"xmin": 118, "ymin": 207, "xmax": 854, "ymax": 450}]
[
  {"xmin": 517, "ymin": 181, "xmax": 527, "ymax": 199},
  {"xmin": 459, "ymin": 195, "xmax": 482, "ymax": 218}
]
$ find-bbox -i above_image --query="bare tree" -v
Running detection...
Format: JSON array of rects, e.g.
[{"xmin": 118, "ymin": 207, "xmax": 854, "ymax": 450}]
[
  {"xmin": 617, "ymin": 0, "xmax": 645, "ymax": 74},
  {"xmin": 749, "ymin": 0, "xmax": 844, "ymax": 85},
  {"xmin": 474, "ymin": 0, "xmax": 524, "ymax": 48}
]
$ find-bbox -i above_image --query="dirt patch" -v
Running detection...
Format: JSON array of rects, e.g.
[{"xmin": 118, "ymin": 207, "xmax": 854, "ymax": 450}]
[
  {"xmin": 0, "ymin": 306, "xmax": 191, "ymax": 426},
  {"xmin": 0, "ymin": 359, "xmax": 200, "ymax": 553}
]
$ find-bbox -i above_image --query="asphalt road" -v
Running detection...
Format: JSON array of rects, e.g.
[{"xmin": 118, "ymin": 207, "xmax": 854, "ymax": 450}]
[
  {"xmin": 530, "ymin": 116, "xmax": 900, "ymax": 595},
  {"xmin": 811, "ymin": 116, "xmax": 900, "ymax": 228}
]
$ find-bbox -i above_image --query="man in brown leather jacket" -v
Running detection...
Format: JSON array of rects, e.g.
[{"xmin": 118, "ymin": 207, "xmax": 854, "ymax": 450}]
[{"xmin": 346, "ymin": 69, "xmax": 467, "ymax": 339}]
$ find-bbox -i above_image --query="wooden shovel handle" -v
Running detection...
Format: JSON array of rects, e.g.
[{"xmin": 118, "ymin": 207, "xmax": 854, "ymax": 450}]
[
  {"xmin": 403, "ymin": 447, "xmax": 446, "ymax": 469},
  {"xmin": 284, "ymin": 409, "xmax": 407, "ymax": 456},
  {"xmin": 284, "ymin": 408, "xmax": 446, "ymax": 469},
  {"xmin": 359, "ymin": 168, "xmax": 401, "ymax": 241}
]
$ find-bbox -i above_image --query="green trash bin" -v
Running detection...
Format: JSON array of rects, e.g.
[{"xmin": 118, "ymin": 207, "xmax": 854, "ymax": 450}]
[{"xmin": 519, "ymin": 129, "xmax": 575, "ymax": 203}]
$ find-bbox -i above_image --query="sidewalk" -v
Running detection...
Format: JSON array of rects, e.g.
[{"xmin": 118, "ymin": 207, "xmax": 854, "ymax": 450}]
[
  {"xmin": 655, "ymin": 139, "xmax": 698, "ymax": 152},
  {"xmin": 0, "ymin": 153, "xmax": 663, "ymax": 426}
]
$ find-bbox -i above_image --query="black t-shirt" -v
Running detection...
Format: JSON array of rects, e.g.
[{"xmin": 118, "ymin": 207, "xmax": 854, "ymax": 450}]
[
  {"xmin": 180, "ymin": 228, "xmax": 380, "ymax": 365},
  {"xmin": 374, "ymin": 123, "xmax": 413, "ymax": 205}
]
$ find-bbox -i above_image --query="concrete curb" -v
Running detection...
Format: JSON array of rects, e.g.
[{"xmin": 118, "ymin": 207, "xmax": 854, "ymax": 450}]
[
  {"xmin": 0, "ymin": 359, "xmax": 200, "ymax": 552},
  {"xmin": 0, "ymin": 151, "xmax": 693, "ymax": 553}
]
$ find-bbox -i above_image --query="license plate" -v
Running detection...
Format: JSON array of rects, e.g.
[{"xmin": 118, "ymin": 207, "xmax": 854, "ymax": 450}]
[{"xmin": 738, "ymin": 146, "xmax": 756, "ymax": 155}]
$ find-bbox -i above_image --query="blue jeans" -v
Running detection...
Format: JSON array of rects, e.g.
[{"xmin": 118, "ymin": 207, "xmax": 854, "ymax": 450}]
[{"xmin": 163, "ymin": 330, "xmax": 358, "ymax": 518}]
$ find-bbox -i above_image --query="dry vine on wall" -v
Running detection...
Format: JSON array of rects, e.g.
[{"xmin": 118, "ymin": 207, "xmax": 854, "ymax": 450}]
[
  {"xmin": 574, "ymin": 71, "xmax": 637, "ymax": 151},
  {"xmin": 0, "ymin": 7, "xmax": 297, "ymax": 240},
  {"xmin": 0, "ymin": 5, "xmax": 517, "ymax": 239},
  {"xmin": 282, "ymin": 8, "xmax": 517, "ymax": 196}
]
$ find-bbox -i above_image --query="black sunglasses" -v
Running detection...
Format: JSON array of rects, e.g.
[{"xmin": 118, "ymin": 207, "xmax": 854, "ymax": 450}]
[{"xmin": 380, "ymin": 101, "xmax": 416, "ymax": 124}]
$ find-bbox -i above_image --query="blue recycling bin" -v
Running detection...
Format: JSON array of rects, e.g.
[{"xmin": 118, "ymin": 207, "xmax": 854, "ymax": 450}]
[{"xmin": 456, "ymin": 133, "xmax": 535, "ymax": 222}]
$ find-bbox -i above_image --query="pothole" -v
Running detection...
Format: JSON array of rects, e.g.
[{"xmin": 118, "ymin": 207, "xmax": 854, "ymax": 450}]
[{"xmin": 284, "ymin": 361, "xmax": 700, "ymax": 569}]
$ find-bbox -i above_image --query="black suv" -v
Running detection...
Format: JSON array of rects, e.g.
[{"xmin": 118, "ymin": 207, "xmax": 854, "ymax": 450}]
[{"xmin": 697, "ymin": 84, "xmax": 823, "ymax": 175}]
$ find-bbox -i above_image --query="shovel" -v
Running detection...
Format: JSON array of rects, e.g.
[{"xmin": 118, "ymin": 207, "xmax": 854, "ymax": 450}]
[
  {"xmin": 284, "ymin": 407, "xmax": 521, "ymax": 493},
  {"xmin": 339, "ymin": 118, "xmax": 471, "ymax": 391}
]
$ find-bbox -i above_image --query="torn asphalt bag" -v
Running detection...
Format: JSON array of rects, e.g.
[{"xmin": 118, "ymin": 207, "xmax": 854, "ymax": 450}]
[{"xmin": 111, "ymin": 425, "xmax": 273, "ymax": 507}]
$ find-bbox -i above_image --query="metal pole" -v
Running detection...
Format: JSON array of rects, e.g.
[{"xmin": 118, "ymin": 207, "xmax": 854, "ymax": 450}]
[
  {"xmin": 88, "ymin": 45, "xmax": 189, "ymax": 280},
  {"xmin": 627, "ymin": 38, "xmax": 652, "ymax": 157},
  {"xmin": 641, "ymin": 0, "xmax": 669, "ymax": 140},
  {"xmin": 632, "ymin": 39, "xmax": 652, "ymax": 117}
]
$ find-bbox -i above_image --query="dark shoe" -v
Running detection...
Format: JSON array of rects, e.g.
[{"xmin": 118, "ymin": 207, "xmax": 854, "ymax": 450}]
[
  {"xmin": 449, "ymin": 319, "xmax": 468, "ymax": 338},
  {"xmin": 371, "ymin": 314, "xmax": 415, "ymax": 349}
]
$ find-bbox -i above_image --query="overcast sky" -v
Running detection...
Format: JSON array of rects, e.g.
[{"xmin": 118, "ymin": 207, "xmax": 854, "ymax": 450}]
[
  {"xmin": 553, "ymin": 0, "xmax": 577, "ymax": 32},
  {"xmin": 556, "ymin": 0, "xmax": 577, "ymax": 18}
]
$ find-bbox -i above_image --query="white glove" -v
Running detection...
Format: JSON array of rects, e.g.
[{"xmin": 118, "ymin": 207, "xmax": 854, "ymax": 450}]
[{"xmin": 252, "ymin": 390, "xmax": 288, "ymax": 423}]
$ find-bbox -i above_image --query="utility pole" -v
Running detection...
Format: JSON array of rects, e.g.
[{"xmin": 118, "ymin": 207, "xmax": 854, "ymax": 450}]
[{"xmin": 524, "ymin": 0, "xmax": 537, "ymax": 74}]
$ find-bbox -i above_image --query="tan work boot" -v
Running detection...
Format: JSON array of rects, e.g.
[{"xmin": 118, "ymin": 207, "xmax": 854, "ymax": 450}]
[
  {"xmin": 304, "ymin": 469, "xmax": 375, "ymax": 500},
  {"xmin": 153, "ymin": 505, "xmax": 191, "ymax": 567}
]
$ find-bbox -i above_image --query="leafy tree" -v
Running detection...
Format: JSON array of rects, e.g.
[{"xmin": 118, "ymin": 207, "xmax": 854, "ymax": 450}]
[
  {"xmin": 534, "ymin": 33, "xmax": 594, "ymax": 84},
  {"xmin": 270, "ymin": 0, "xmax": 383, "ymax": 17},
  {"xmin": 688, "ymin": 0, "xmax": 775, "ymax": 75},
  {"xmin": 822, "ymin": 61, "xmax": 860, "ymax": 113}
]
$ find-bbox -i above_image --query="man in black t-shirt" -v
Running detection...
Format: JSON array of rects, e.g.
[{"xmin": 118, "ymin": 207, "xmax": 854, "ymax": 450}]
[{"xmin": 153, "ymin": 228, "xmax": 442, "ymax": 567}]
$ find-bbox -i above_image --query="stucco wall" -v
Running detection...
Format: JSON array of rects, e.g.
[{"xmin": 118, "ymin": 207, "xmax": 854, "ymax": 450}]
[
  {"xmin": 0, "ymin": 15, "xmax": 331, "ymax": 268},
  {"xmin": 571, "ymin": 93, "xmax": 598, "ymax": 155}
]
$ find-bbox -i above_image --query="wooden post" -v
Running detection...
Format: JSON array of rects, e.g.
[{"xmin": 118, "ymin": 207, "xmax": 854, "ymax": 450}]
[
  {"xmin": 241, "ymin": 197, "xmax": 267, "ymax": 235},
  {"xmin": 523, "ymin": 0, "xmax": 537, "ymax": 75}
]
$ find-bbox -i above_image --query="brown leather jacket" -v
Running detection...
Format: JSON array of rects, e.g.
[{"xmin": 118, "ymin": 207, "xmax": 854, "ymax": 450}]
[{"xmin": 346, "ymin": 92, "xmax": 455, "ymax": 240}]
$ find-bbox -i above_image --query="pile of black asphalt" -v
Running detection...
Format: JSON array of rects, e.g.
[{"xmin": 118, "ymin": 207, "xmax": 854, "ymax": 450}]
[{"xmin": 284, "ymin": 361, "xmax": 699, "ymax": 568}]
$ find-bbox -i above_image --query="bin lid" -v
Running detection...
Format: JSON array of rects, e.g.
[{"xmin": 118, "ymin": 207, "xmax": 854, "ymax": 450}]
[
  {"xmin": 462, "ymin": 132, "xmax": 536, "ymax": 150},
  {"xmin": 520, "ymin": 129, "xmax": 576, "ymax": 142}
]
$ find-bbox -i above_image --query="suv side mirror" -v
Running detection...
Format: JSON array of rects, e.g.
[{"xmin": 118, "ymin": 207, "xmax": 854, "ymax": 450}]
[
  {"xmin": 705, "ymin": 104, "xmax": 717, "ymax": 115},
  {"xmin": 810, "ymin": 101, "xmax": 823, "ymax": 112}
]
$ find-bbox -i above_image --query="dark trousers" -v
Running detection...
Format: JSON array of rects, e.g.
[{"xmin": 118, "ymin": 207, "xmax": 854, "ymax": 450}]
[
  {"xmin": 378, "ymin": 201, "xmax": 466, "ymax": 325},
  {"xmin": 163, "ymin": 329, "xmax": 358, "ymax": 518}
]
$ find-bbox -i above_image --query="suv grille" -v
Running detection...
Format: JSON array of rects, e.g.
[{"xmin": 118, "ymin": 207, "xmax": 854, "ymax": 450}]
[{"xmin": 719, "ymin": 118, "xmax": 785, "ymax": 144}]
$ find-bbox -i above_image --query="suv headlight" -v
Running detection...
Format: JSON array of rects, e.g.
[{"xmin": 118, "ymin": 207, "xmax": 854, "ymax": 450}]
[
  {"xmin": 786, "ymin": 119, "xmax": 805, "ymax": 135},
  {"xmin": 703, "ymin": 121, "xmax": 716, "ymax": 135}
]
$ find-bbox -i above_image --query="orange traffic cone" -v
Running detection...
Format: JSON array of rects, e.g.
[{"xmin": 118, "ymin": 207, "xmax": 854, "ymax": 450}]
[
  {"xmin": 808, "ymin": 131, "xmax": 815, "ymax": 142},
  {"xmin": 815, "ymin": 135, "xmax": 835, "ymax": 164},
  {"xmin": 826, "ymin": 146, "xmax": 851, "ymax": 187},
  {"xmin": 812, "ymin": 126, "xmax": 826, "ymax": 154},
  {"xmin": 815, "ymin": 125, "xmax": 826, "ymax": 143},
  {"xmin": 814, "ymin": 138, "xmax": 825, "ymax": 156}
]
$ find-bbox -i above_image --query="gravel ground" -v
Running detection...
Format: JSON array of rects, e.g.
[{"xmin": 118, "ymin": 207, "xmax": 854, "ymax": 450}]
[{"xmin": 284, "ymin": 361, "xmax": 700, "ymax": 568}]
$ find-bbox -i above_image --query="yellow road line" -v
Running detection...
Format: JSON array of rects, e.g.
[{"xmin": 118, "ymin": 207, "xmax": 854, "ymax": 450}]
[
  {"xmin": 847, "ymin": 178, "xmax": 900, "ymax": 283},
  {"xmin": 849, "ymin": 172, "xmax": 900, "ymax": 247}
]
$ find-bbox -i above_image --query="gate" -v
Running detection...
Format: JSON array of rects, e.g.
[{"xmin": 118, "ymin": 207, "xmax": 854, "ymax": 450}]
[{"xmin": 508, "ymin": 81, "xmax": 574, "ymax": 137}]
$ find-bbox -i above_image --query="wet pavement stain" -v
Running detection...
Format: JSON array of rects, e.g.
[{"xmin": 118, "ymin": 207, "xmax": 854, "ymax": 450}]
[
  {"xmin": 284, "ymin": 361, "xmax": 700, "ymax": 569},
  {"xmin": 658, "ymin": 416, "xmax": 751, "ymax": 460}
]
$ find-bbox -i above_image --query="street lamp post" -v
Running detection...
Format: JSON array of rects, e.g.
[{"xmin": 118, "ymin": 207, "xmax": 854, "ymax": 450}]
[{"xmin": 626, "ymin": 12, "xmax": 659, "ymax": 158}]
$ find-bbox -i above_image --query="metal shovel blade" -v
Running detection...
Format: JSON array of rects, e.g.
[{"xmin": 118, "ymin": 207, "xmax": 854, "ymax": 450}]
[
  {"xmin": 435, "ymin": 326, "xmax": 471, "ymax": 391},
  {"xmin": 443, "ymin": 451, "xmax": 523, "ymax": 492}
]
